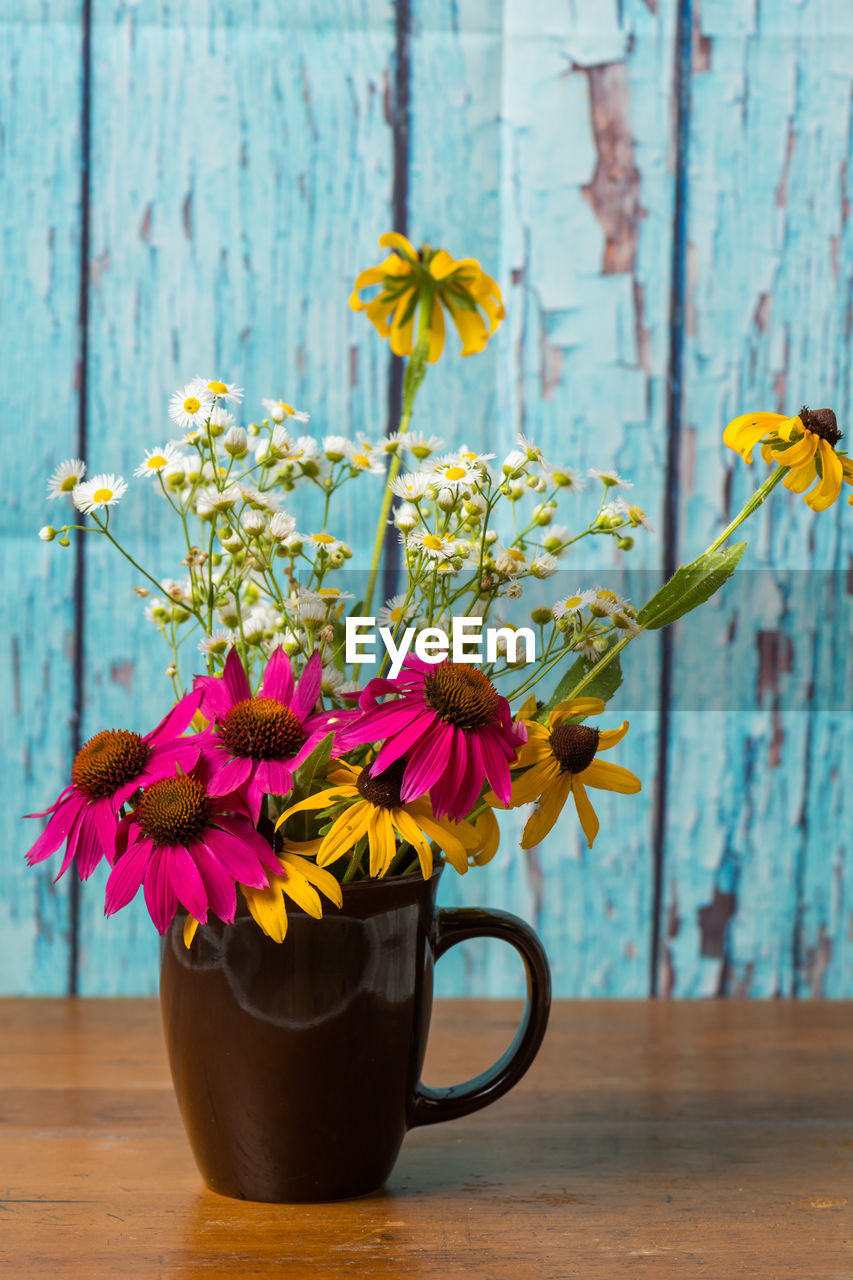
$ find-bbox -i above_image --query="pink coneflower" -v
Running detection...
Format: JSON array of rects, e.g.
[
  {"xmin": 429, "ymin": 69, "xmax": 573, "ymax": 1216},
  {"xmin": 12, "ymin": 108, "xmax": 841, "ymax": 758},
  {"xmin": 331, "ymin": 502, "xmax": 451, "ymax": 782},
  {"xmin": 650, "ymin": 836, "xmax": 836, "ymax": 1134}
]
[
  {"xmin": 193, "ymin": 648, "xmax": 346, "ymax": 822},
  {"xmin": 25, "ymin": 691, "xmax": 202, "ymax": 880},
  {"xmin": 350, "ymin": 656, "xmax": 527, "ymax": 821},
  {"xmin": 104, "ymin": 766, "xmax": 281, "ymax": 933}
]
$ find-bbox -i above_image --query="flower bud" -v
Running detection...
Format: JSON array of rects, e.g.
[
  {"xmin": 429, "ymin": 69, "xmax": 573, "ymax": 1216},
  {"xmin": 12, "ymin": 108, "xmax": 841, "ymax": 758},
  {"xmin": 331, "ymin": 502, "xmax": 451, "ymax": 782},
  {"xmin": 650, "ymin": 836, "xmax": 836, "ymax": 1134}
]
[
  {"xmin": 508, "ymin": 479, "xmax": 525, "ymax": 501},
  {"xmin": 39, "ymin": 525, "xmax": 56, "ymax": 542},
  {"xmin": 533, "ymin": 502, "xmax": 555, "ymax": 526},
  {"xmin": 57, "ymin": 535, "xmax": 70, "ymax": 547},
  {"xmin": 283, "ymin": 534, "xmax": 304, "ymax": 554},
  {"xmin": 171, "ymin": 606, "xmax": 190, "ymax": 623},
  {"xmin": 222, "ymin": 425, "xmax": 249, "ymax": 458},
  {"xmin": 617, "ymin": 536, "xmax": 634, "ymax": 551},
  {"xmin": 328, "ymin": 550, "xmax": 346, "ymax": 568},
  {"xmin": 530, "ymin": 606, "xmax": 553, "ymax": 625},
  {"xmin": 485, "ymin": 529, "xmax": 499, "ymax": 545},
  {"xmin": 502, "ymin": 449, "xmax": 526, "ymax": 478},
  {"xmin": 395, "ymin": 502, "xmax": 419, "ymax": 533},
  {"xmin": 437, "ymin": 486, "xmax": 457, "ymax": 512},
  {"xmin": 241, "ymin": 509, "xmax": 267, "ymax": 537}
]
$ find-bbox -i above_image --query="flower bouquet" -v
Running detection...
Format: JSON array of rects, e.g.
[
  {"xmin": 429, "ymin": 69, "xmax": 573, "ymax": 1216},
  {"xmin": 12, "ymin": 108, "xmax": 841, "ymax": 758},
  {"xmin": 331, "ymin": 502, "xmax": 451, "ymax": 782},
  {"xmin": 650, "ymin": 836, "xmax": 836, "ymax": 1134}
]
[{"xmin": 28, "ymin": 233, "xmax": 853, "ymax": 1200}]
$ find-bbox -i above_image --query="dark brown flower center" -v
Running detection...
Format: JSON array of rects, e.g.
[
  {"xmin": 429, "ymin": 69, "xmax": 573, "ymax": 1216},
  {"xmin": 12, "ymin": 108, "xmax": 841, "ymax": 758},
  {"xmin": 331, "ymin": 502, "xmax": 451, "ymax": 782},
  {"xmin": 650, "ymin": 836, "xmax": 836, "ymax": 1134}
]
[
  {"xmin": 218, "ymin": 696, "xmax": 304, "ymax": 761},
  {"xmin": 136, "ymin": 774, "xmax": 214, "ymax": 847},
  {"xmin": 423, "ymin": 663, "xmax": 500, "ymax": 731},
  {"xmin": 71, "ymin": 728, "xmax": 149, "ymax": 798},
  {"xmin": 549, "ymin": 723, "xmax": 600, "ymax": 774},
  {"xmin": 356, "ymin": 757, "xmax": 407, "ymax": 809},
  {"xmin": 800, "ymin": 406, "xmax": 842, "ymax": 447}
]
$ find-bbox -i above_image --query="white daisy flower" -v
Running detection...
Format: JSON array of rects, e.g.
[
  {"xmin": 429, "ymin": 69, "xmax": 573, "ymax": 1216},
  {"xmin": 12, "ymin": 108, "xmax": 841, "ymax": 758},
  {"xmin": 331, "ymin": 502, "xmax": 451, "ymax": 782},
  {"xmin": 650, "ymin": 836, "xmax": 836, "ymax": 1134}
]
[
  {"xmin": 493, "ymin": 544, "xmax": 528, "ymax": 576},
  {"xmin": 390, "ymin": 472, "xmax": 433, "ymax": 501},
  {"xmin": 589, "ymin": 588, "xmax": 634, "ymax": 619},
  {"xmin": 262, "ymin": 398, "xmax": 309, "ymax": 424},
  {"xmin": 543, "ymin": 525, "xmax": 572, "ymax": 555},
  {"xmin": 323, "ymin": 435, "xmax": 356, "ymax": 462},
  {"xmin": 393, "ymin": 502, "xmax": 419, "ymax": 532},
  {"xmin": 588, "ymin": 468, "xmax": 633, "ymax": 489},
  {"xmin": 289, "ymin": 434, "xmax": 320, "ymax": 463},
  {"xmin": 574, "ymin": 635, "xmax": 601, "ymax": 661},
  {"xmin": 551, "ymin": 466, "xmax": 584, "ymax": 491},
  {"xmin": 170, "ymin": 428, "xmax": 204, "ymax": 449},
  {"xmin": 321, "ymin": 664, "xmax": 361, "ymax": 697},
  {"xmin": 502, "ymin": 448, "xmax": 528, "ymax": 477},
  {"xmin": 198, "ymin": 629, "xmax": 233, "ymax": 656},
  {"xmin": 406, "ymin": 531, "xmax": 453, "ymax": 562},
  {"xmin": 73, "ymin": 473, "xmax": 128, "ymax": 513},
  {"xmin": 144, "ymin": 598, "xmax": 170, "ymax": 625},
  {"xmin": 430, "ymin": 455, "xmax": 480, "ymax": 490},
  {"xmin": 380, "ymin": 432, "xmax": 406, "ymax": 454},
  {"xmin": 203, "ymin": 483, "xmax": 242, "ymax": 513},
  {"xmin": 350, "ymin": 449, "xmax": 385, "ymax": 476},
  {"xmin": 222, "ymin": 425, "xmax": 249, "ymax": 458},
  {"xmin": 270, "ymin": 511, "xmax": 297, "ymax": 542},
  {"xmin": 134, "ymin": 443, "xmax": 183, "ymax": 479},
  {"xmin": 304, "ymin": 531, "xmax": 344, "ymax": 555},
  {"xmin": 315, "ymin": 586, "xmax": 354, "ymax": 604},
  {"xmin": 195, "ymin": 377, "xmax": 243, "ymax": 405},
  {"xmin": 611, "ymin": 498, "xmax": 653, "ymax": 530},
  {"xmin": 243, "ymin": 607, "xmax": 272, "ymax": 644},
  {"xmin": 208, "ymin": 406, "xmax": 235, "ymax": 436},
  {"xmin": 529, "ymin": 553, "xmax": 558, "ymax": 579},
  {"xmin": 169, "ymin": 382, "xmax": 214, "ymax": 429},
  {"xmin": 241, "ymin": 509, "xmax": 267, "ymax": 536},
  {"xmin": 376, "ymin": 594, "xmax": 413, "ymax": 629},
  {"xmin": 507, "ymin": 581, "xmax": 523, "ymax": 600},
  {"xmin": 47, "ymin": 458, "xmax": 86, "ymax": 500},
  {"xmin": 552, "ymin": 589, "xmax": 598, "ymax": 621},
  {"xmin": 406, "ymin": 434, "xmax": 445, "ymax": 460}
]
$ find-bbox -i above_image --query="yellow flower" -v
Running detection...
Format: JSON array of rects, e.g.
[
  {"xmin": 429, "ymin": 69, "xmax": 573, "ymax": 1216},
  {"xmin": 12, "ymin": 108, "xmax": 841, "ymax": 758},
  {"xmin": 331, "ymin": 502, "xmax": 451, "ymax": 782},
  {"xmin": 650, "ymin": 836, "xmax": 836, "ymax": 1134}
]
[
  {"xmin": 724, "ymin": 407, "xmax": 853, "ymax": 512},
  {"xmin": 275, "ymin": 758, "xmax": 483, "ymax": 878},
  {"xmin": 182, "ymin": 850, "xmax": 342, "ymax": 947},
  {"xmin": 350, "ymin": 233, "xmax": 504, "ymax": 363},
  {"xmin": 495, "ymin": 698, "xmax": 641, "ymax": 850}
]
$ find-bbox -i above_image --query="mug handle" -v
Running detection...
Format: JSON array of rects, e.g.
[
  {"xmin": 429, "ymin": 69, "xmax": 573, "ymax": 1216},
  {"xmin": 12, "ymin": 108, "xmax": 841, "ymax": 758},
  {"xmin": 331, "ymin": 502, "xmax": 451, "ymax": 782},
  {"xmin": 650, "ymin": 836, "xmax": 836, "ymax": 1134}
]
[{"xmin": 408, "ymin": 906, "xmax": 551, "ymax": 1128}]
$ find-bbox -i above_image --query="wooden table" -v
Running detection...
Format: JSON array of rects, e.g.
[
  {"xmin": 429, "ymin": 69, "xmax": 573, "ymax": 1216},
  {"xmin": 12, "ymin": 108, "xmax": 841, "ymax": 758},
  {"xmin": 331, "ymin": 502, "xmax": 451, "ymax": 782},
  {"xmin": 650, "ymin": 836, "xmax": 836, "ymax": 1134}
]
[{"xmin": 2, "ymin": 1000, "xmax": 853, "ymax": 1278}]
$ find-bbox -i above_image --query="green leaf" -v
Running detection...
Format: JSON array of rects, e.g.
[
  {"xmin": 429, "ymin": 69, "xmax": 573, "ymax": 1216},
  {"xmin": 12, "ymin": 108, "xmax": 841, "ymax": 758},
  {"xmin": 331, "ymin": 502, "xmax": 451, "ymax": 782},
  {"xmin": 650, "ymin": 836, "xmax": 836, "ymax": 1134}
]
[
  {"xmin": 291, "ymin": 732, "xmax": 335, "ymax": 801},
  {"xmin": 636, "ymin": 541, "xmax": 746, "ymax": 631},
  {"xmin": 538, "ymin": 651, "xmax": 623, "ymax": 723}
]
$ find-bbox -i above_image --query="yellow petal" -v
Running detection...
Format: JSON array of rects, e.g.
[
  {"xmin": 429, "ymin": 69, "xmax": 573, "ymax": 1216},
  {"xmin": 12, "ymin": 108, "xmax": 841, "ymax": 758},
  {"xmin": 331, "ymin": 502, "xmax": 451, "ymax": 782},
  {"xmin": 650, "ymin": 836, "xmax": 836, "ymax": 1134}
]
[
  {"xmin": 513, "ymin": 733, "xmax": 551, "ymax": 769},
  {"xmin": 840, "ymin": 455, "xmax": 853, "ymax": 484},
  {"xmin": 445, "ymin": 297, "xmax": 489, "ymax": 357},
  {"xmin": 597, "ymin": 721, "xmax": 630, "ymax": 751},
  {"xmin": 183, "ymin": 915, "xmax": 199, "ymax": 948},
  {"xmin": 509, "ymin": 756, "xmax": 560, "ymax": 806},
  {"xmin": 549, "ymin": 697, "xmax": 605, "ymax": 727},
  {"xmin": 349, "ymin": 257, "xmax": 399, "ymax": 310},
  {"xmin": 516, "ymin": 694, "xmax": 538, "ymax": 722},
  {"xmin": 241, "ymin": 881, "xmax": 288, "ymax": 944},
  {"xmin": 379, "ymin": 231, "xmax": 418, "ymax": 260},
  {"xmin": 571, "ymin": 778, "xmax": 600, "ymax": 849},
  {"xmin": 581, "ymin": 758, "xmax": 642, "ymax": 794},
  {"xmin": 389, "ymin": 287, "xmax": 417, "ymax": 357},
  {"xmin": 280, "ymin": 852, "xmax": 343, "ymax": 908},
  {"xmin": 470, "ymin": 808, "xmax": 501, "ymax": 866},
  {"xmin": 427, "ymin": 294, "xmax": 446, "ymax": 364},
  {"xmin": 784, "ymin": 458, "xmax": 817, "ymax": 494},
  {"xmin": 279, "ymin": 836, "xmax": 324, "ymax": 858},
  {"xmin": 428, "ymin": 248, "xmax": 458, "ymax": 280},
  {"xmin": 280, "ymin": 870, "xmax": 323, "ymax": 918},
  {"xmin": 775, "ymin": 431, "xmax": 818, "ymax": 470},
  {"xmin": 804, "ymin": 438, "xmax": 843, "ymax": 511},
  {"xmin": 367, "ymin": 806, "xmax": 396, "ymax": 877},
  {"xmin": 521, "ymin": 773, "xmax": 571, "ymax": 849},
  {"xmin": 317, "ymin": 800, "xmax": 371, "ymax": 867},
  {"xmin": 275, "ymin": 785, "xmax": 356, "ymax": 829},
  {"xmin": 392, "ymin": 807, "xmax": 435, "ymax": 879},
  {"xmin": 415, "ymin": 812, "xmax": 469, "ymax": 875},
  {"xmin": 723, "ymin": 412, "xmax": 790, "ymax": 461}
]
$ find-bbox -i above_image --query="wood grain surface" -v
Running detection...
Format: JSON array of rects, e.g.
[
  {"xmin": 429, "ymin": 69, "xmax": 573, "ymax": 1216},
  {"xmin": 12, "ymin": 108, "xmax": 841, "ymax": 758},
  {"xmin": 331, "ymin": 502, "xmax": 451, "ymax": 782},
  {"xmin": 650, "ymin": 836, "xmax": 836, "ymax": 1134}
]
[{"xmin": 3, "ymin": 998, "xmax": 853, "ymax": 1278}]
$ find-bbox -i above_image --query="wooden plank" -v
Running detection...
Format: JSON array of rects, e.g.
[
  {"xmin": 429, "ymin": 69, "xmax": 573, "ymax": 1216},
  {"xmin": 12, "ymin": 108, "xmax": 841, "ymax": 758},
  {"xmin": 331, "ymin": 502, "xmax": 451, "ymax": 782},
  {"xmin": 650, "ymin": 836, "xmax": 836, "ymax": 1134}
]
[
  {"xmin": 76, "ymin": 0, "xmax": 395, "ymax": 992},
  {"xmin": 4, "ymin": 998, "xmax": 853, "ymax": 1277},
  {"xmin": 0, "ymin": 5, "xmax": 83, "ymax": 993},
  {"xmin": 409, "ymin": 0, "xmax": 677, "ymax": 995},
  {"xmin": 662, "ymin": 0, "xmax": 853, "ymax": 994}
]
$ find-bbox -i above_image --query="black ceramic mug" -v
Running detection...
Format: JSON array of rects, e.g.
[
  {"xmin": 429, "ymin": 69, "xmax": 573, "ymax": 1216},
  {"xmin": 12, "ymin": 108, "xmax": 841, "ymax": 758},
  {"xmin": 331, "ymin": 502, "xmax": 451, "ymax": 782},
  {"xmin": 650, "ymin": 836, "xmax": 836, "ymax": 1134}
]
[{"xmin": 160, "ymin": 864, "xmax": 551, "ymax": 1202}]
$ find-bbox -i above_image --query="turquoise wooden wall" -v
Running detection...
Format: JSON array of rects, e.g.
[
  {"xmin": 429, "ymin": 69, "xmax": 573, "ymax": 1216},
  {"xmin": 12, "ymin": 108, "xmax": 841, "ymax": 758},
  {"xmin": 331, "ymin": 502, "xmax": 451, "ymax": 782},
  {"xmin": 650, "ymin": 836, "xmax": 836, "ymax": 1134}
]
[{"xmin": 4, "ymin": 0, "xmax": 853, "ymax": 996}]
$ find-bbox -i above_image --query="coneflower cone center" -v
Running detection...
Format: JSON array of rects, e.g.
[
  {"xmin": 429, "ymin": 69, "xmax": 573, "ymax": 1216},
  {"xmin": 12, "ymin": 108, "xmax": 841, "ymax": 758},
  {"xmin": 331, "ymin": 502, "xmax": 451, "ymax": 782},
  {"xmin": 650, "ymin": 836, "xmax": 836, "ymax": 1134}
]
[
  {"xmin": 136, "ymin": 774, "xmax": 214, "ymax": 846},
  {"xmin": 800, "ymin": 406, "xmax": 842, "ymax": 447},
  {"xmin": 218, "ymin": 696, "xmax": 304, "ymax": 760},
  {"xmin": 423, "ymin": 663, "xmax": 500, "ymax": 730},
  {"xmin": 71, "ymin": 729, "xmax": 149, "ymax": 798},
  {"xmin": 357, "ymin": 758, "xmax": 407, "ymax": 809},
  {"xmin": 549, "ymin": 723, "xmax": 600, "ymax": 775}
]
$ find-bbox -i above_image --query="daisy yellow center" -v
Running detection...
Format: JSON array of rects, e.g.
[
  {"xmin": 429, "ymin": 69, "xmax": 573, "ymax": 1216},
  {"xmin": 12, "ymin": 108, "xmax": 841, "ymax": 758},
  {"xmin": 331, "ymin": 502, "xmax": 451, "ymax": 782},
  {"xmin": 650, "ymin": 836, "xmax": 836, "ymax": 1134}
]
[
  {"xmin": 136, "ymin": 774, "xmax": 214, "ymax": 847},
  {"xmin": 183, "ymin": 396, "xmax": 201, "ymax": 414},
  {"xmin": 61, "ymin": 476, "xmax": 79, "ymax": 492},
  {"xmin": 444, "ymin": 466, "xmax": 467, "ymax": 481},
  {"xmin": 356, "ymin": 757, "xmax": 406, "ymax": 809},
  {"xmin": 549, "ymin": 723, "xmax": 600, "ymax": 775},
  {"xmin": 422, "ymin": 534, "xmax": 444, "ymax": 551},
  {"xmin": 318, "ymin": 588, "xmax": 340, "ymax": 599},
  {"xmin": 92, "ymin": 488, "xmax": 114, "ymax": 504},
  {"xmin": 505, "ymin": 548, "xmax": 525, "ymax": 561},
  {"xmin": 71, "ymin": 728, "xmax": 149, "ymax": 799},
  {"xmin": 207, "ymin": 381, "xmax": 228, "ymax": 394},
  {"xmin": 313, "ymin": 533, "xmax": 335, "ymax": 544},
  {"xmin": 353, "ymin": 454, "xmax": 370, "ymax": 468},
  {"xmin": 147, "ymin": 455, "xmax": 168, "ymax": 469},
  {"xmin": 596, "ymin": 590, "xmax": 619, "ymax": 605},
  {"xmin": 219, "ymin": 696, "xmax": 304, "ymax": 761},
  {"xmin": 279, "ymin": 402, "xmax": 294, "ymax": 414},
  {"xmin": 563, "ymin": 596, "xmax": 582, "ymax": 609},
  {"xmin": 424, "ymin": 663, "xmax": 500, "ymax": 730},
  {"xmin": 389, "ymin": 605, "xmax": 404, "ymax": 622}
]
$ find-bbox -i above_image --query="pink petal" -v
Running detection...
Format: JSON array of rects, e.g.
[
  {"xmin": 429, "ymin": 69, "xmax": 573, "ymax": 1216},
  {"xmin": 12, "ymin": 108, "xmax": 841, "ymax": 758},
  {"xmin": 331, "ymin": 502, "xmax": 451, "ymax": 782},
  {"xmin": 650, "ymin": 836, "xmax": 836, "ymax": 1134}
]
[
  {"xmin": 260, "ymin": 647, "xmax": 295, "ymax": 706},
  {"xmin": 400, "ymin": 719, "xmax": 453, "ymax": 802},
  {"xmin": 69, "ymin": 806, "xmax": 109, "ymax": 880},
  {"xmin": 166, "ymin": 845, "xmax": 210, "ymax": 923},
  {"xmin": 142, "ymin": 739, "xmax": 201, "ymax": 786},
  {"xmin": 479, "ymin": 726, "xmax": 515, "ymax": 805},
  {"xmin": 193, "ymin": 672, "xmax": 235, "ymax": 721},
  {"xmin": 145, "ymin": 688, "xmax": 203, "ymax": 745},
  {"xmin": 202, "ymin": 820, "xmax": 274, "ymax": 887},
  {"xmin": 25, "ymin": 792, "xmax": 85, "ymax": 866},
  {"xmin": 371, "ymin": 707, "xmax": 438, "ymax": 773},
  {"xmin": 143, "ymin": 848, "xmax": 180, "ymax": 934},
  {"xmin": 346, "ymin": 702, "xmax": 425, "ymax": 744},
  {"xmin": 291, "ymin": 651, "xmax": 322, "ymax": 720},
  {"xmin": 189, "ymin": 839, "xmax": 237, "ymax": 922},
  {"xmin": 105, "ymin": 838, "xmax": 151, "ymax": 916},
  {"xmin": 222, "ymin": 647, "xmax": 252, "ymax": 704},
  {"xmin": 207, "ymin": 754, "xmax": 254, "ymax": 796},
  {"xmin": 253, "ymin": 759, "xmax": 293, "ymax": 796}
]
